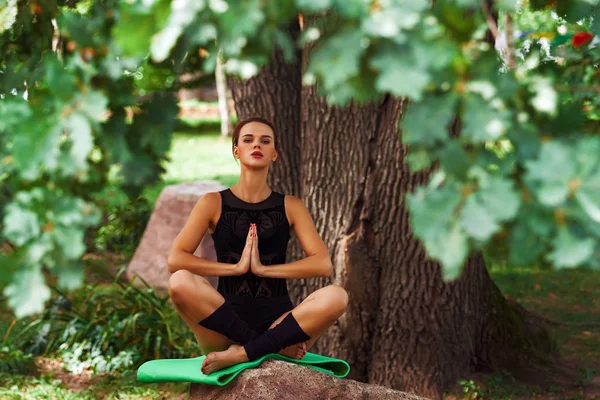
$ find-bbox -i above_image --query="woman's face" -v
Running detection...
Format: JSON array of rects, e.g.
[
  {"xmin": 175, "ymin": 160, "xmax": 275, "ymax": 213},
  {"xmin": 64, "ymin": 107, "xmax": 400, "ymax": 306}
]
[{"xmin": 235, "ymin": 122, "xmax": 276, "ymax": 166}]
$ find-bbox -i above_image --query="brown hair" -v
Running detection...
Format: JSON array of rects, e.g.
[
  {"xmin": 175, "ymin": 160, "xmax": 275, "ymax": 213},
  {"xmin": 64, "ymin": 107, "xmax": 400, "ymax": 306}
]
[{"xmin": 232, "ymin": 117, "xmax": 277, "ymax": 163}]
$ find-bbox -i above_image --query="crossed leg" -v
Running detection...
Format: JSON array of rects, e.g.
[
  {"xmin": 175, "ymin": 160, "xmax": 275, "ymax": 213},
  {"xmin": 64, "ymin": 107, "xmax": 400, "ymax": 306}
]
[
  {"xmin": 266, "ymin": 284, "xmax": 349, "ymax": 351},
  {"xmin": 168, "ymin": 269, "xmax": 234, "ymax": 355},
  {"xmin": 168, "ymin": 269, "xmax": 316, "ymax": 358},
  {"xmin": 201, "ymin": 284, "xmax": 349, "ymax": 373}
]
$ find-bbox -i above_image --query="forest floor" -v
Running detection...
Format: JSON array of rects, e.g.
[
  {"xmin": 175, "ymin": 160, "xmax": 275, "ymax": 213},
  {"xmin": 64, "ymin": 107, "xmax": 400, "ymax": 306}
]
[
  {"xmin": 444, "ymin": 264, "xmax": 600, "ymax": 400},
  {"xmin": 3, "ymin": 253, "xmax": 598, "ymax": 399}
]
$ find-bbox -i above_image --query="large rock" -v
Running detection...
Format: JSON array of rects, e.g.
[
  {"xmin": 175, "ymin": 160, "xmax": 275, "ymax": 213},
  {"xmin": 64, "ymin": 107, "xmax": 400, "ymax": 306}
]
[
  {"xmin": 126, "ymin": 180, "xmax": 227, "ymax": 291},
  {"xmin": 190, "ymin": 359, "xmax": 430, "ymax": 400}
]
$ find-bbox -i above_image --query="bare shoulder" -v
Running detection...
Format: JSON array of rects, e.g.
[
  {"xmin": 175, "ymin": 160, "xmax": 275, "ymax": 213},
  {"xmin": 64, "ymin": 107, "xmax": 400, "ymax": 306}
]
[
  {"xmin": 283, "ymin": 194, "xmax": 328, "ymax": 258},
  {"xmin": 199, "ymin": 191, "xmax": 221, "ymax": 227},
  {"xmin": 170, "ymin": 191, "xmax": 222, "ymax": 258},
  {"xmin": 195, "ymin": 191, "xmax": 220, "ymax": 210},
  {"xmin": 283, "ymin": 194, "xmax": 308, "ymax": 228}
]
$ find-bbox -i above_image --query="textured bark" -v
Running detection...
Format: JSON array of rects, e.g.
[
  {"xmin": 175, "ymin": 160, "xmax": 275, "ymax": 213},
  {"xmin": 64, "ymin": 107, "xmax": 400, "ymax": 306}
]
[{"xmin": 228, "ymin": 16, "xmax": 558, "ymax": 400}]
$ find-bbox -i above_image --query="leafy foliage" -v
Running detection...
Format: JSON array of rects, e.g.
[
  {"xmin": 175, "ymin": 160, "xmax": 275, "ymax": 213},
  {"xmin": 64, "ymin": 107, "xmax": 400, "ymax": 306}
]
[
  {"xmin": 0, "ymin": 347, "xmax": 36, "ymax": 375},
  {"xmin": 1, "ymin": 0, "xmax": 599, "ymax": 316},
  {"xmin": 4, "ymin": 268, "xmax": 198, "ymax": 373}
]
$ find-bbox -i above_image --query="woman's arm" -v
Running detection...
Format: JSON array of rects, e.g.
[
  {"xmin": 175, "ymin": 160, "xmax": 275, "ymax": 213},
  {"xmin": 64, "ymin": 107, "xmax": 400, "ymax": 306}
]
[
  {"xmin": 258, "ymin": 195, "xmax": 333, "ymax": 279},
  {"xmin": 167, "ymin": 192, "xmax": 241, "ymax": 276}
]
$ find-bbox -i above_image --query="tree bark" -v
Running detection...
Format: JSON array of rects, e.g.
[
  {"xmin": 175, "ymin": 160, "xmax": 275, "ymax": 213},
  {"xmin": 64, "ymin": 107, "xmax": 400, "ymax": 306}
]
[{"xmin": 229, "ymin": 15, "xmax": 561, "ymax": 400}]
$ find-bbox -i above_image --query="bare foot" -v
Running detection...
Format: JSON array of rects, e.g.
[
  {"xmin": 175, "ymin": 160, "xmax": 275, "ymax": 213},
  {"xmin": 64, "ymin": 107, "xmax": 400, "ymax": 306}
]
[
  {"xmin": 279, "ymin": 342, "xmax": 307, "ymax": 359},
  {"xmin": 201, "ymin": 344, "xmax": 248, "ymax": 375}
]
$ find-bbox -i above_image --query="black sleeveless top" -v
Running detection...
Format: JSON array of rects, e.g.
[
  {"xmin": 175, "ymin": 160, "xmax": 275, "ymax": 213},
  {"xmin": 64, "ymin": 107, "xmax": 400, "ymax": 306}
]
[{"xmin": 211, "ymin": 188, "xmax": 291, "ymax": 298}]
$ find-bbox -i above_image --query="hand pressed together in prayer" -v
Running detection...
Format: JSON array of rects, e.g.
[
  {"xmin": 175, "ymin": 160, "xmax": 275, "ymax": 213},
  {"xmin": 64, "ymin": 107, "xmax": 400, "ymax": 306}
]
[
  {"xmin": 249, "ymin": 223, "xmax": 265, "ymax": 276},
  {"xmin": 235, "ymin": 223, "xmax": 265, "ymax": 276}
]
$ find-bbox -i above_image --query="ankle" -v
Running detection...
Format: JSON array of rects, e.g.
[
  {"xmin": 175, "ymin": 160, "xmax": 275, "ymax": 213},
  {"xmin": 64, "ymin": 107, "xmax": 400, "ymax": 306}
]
[{"xmin": 233, "ymin": 344, "xmax": 249, "ymax": 361}]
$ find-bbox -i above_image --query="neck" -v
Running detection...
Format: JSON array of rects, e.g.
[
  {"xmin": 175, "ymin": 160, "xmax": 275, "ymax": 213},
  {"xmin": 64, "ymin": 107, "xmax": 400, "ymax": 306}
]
[{"xmin": 233, "ymin": 167, "xmax": 271, "ymax": 202}]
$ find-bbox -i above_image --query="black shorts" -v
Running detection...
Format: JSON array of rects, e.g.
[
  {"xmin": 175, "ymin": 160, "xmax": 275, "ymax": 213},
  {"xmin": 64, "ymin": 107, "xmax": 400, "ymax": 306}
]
[{"xmin": 223, "ymin": 294, "xmax": 295, "ymax": 334}]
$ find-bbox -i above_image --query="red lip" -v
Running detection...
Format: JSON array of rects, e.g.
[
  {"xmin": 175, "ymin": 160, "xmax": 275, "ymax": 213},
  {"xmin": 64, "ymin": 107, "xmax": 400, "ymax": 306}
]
[{"xmin": 251, "ymin": 152, "xmax": 263, "ymax": 156}]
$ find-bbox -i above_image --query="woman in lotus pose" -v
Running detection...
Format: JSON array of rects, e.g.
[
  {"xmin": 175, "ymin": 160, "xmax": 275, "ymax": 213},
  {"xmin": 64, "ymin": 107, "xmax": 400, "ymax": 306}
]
[{"xmin": 167, "ymin": 117, "xmax": 349, "ymax": 374}]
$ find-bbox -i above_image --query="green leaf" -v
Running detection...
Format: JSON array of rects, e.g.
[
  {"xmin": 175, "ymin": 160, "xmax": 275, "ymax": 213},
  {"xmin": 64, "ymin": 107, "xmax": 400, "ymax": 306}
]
[
  {"xmin": 0, "ymin": 1, "xmax": 18, "ymax": 33},
  {"xmin": 462, "ymin": 94, "xmax": 511, "ymax": 142},
  {"xmin": 477, "ymin": 176, "xmax": 521, "ymax": 221},
  {"xmin": 407, "ymin": 185, "xmax": 462, "ymax": 244},
  {"xmin": 590, "ymin": 6, "xmax": 600, "ymax": 36},
  {"xmin": 547, "ymin": 227, "xmax": 595, "ymax": 268},
  {"xmin": 525, "ymin": 142, "xmax": 577, "ymax": 206},
  {"xmin": 12, "ymin": 121, "xmax": 63, "ymax": 180},
  {"xmin": 56, "ymin": 262, "xmax": 85, "ymax": 291},
  {"xmin": 53, "ymin": 225, "xmax": 86, "ymax": 260},
  {"xmin": 295, "ymin": 0, "xmax": 332, "ymax": 13},
  {"xmin": 496, "ymin": 0, "xmax": 518, "ymax": 11},
  {"xmin": 45, "ymin": 54, "xmax": 78, "ymax": 101},
  {"xmin": 400, "ymin": 93, "xmax": 458, "ymax": 145},
  {"xmin": 509, "ymin": 217, "xmax": 545, "ymax": 266},
  {"xmin": 0, "ymin": 99, "xmax": 32, "ymax": 131},
  {"xmin": 438, "ymin": 223, "xmax": 468, "ymax": 281},
  {"xmin": 575, "ymin": 172, "xmax": 600, "ymax": 223},
  {"xmin": 452, "ymin": 0, "xmax": 478, "ymax": 7},
  {"xmin": 150, "ymin": 0, "xmax": 207, "ymax": 62},
  {"xmin": 370, "ymin": 47, "xmax": 431, "ymax": 100},
  {"xmin": 3, "ymin": 201, "xmax": 40, "ymax": 246},
  {"xmin": 438, "ymin": 141, "xmax": 471, "ymax": 180},
  {"xmin": 406, "ymin": 146, "xmax": 434, "ymax": 172},
  {"xmin": 64, "ymin": 111, "xmax": 93, "ymax": 172},
  {"xmin": 411, "ymin": 37, "xmax": 458, "ymax": 71},
  {"xmin": 460, "ymin": 195, "xmax": 499, "ymax": 240},
  {"xmin": 407, "ymin": 183, "xmax": 469, "ymax": 275},
  {"xmin": 3, "ymin": 266, "xmax": 51, "ymax": 318},
  {"xmin": 362, "ymin": 2, "xmax": 428, "ymax": 37},
  {"xmin": 459, "ymin": 173, "xmax": 520, "ymax": 241},
  {"xmin": 27, "ymin": 233, "xmax": 54, "ymax": 264},
  {"xmin": 308, "ymin": 28, "xmax": 365, "ymax": 90},
  {"xmin": 529, "ymin": 76, "xmax": 558, "ymax": 116},
  {"xmin": 101, "ymin": 109, "xmax": 133, "ymax": 165},
  {"xmin": 77, "ymin": 89, "xmax": 109, "ymax": 121},
  {"xmin": 113, "ymin": 10, "xmax": 156, "ymax": 58}
]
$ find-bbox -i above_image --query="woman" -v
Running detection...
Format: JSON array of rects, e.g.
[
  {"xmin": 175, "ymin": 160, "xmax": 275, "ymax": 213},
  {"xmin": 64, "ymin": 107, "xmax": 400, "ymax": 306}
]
[{"xmin": 167, "ymin": 117, "xmax": 349, "ymax": 374}]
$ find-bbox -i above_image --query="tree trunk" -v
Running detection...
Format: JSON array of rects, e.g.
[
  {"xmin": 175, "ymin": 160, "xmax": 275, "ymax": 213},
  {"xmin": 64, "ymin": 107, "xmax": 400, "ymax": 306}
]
[
  {"xmin": 229, "ymin": 16, "xmax": 562, "ymax": 400},
  {"xmin": 215, "ymin": 50, "xmax": 233, "ymax": 137}
]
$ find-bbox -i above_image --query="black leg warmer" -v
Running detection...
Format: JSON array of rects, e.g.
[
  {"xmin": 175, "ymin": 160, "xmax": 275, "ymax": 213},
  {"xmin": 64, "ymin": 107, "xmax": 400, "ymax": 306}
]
[
  {"xmin": 198, "ymin": 301, "xmax": 260, "ymax": 345},
  {"xmin": 243, "ymin": 312, "xmax": 311, "ymax": 361}
]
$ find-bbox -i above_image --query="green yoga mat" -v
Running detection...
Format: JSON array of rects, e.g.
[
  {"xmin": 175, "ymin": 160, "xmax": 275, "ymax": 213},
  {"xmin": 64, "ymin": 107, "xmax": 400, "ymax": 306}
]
[{"xmin": 137, "ymin": 351, "xmax": 350, "ymax": 386}]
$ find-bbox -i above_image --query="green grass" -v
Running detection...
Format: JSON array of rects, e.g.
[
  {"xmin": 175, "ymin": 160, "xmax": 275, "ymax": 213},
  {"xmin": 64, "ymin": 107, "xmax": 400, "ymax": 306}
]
[
  {"xmin": 144, "ymin": 131, "xmax": 239, "ymax": 205},
  {"xmin": 0, "ymin": 369, "xmax": 188, "ymax": 400},
  {"xmin": 443, "ymin": 264, "xmax": 600, "ymax": 399},
  {"xmin": 159, "ymin": 132, "xmax": 239, "ymax": 184},
  {"xmin": 490, "ymin": 264, "xmax": 600, "ymax": 365}
]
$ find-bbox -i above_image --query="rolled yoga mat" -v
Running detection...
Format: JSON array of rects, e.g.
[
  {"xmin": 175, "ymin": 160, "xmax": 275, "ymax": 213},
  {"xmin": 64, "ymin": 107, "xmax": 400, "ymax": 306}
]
[{"xmin": 137, "ymin": 351, "xmax": 350, "ymax": 386}]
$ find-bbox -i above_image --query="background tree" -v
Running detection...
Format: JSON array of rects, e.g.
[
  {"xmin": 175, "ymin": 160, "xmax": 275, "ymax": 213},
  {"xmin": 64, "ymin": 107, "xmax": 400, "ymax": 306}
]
[{"xmin": 229, "ymin": 13, "xmax": 560, "ymax": 398}]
